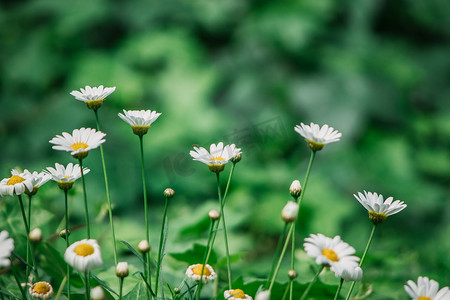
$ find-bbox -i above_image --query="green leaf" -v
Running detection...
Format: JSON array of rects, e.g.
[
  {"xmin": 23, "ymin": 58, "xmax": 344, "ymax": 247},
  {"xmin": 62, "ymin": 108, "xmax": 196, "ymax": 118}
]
[
  {"xmin": 217, "ymin": 253, "xmax": 244, "ymax": 268},
  {"xmin": 120, "ymin": 240, "xmax": 144, "ymax": 264},
  {"xmin": 169, "ymin": 243, "xmax": 217, "ymax": 265},
  {"xmin": 122, "ymin": 282, "xmax": 148, "ymax": 300}
]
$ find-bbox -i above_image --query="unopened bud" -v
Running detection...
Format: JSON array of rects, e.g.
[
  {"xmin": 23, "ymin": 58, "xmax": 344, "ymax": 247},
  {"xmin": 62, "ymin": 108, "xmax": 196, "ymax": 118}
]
[
  {"xmin": 281, "ymin": 201, "xmax": 299, "ymax": 223},
  {"xmin": 174, "ymin": 288, "xmax": 180, "ymax": 294},
  {"xmin": 59, "ymin": 229, "xmax": 70, "ymax": 240},
  {"xmin": 208, "ymin": 209, "xmax": 220, "ymax": 221},
  {"xmin": 90, "ymin": 286, "xmax": 105, "ymax": 300},
  {"xmin": 231, "ymin": 153, "xmax": 242, "ymax": 164},
  {"xmin": 164, "ymin": 188, "xmax": 175, "ymax": 198},
  {"xmin": 255, "ymin": 290, "xmax": 271, "ymax": 300},
  {"xmin": 116, "ymin": 262, "xmax": 129, "ymax": 278},
  {"xmin": 29, "ymin": 228, "xmax": 42, "ymax": 244},
  {"xmin": 138, "ymin": 240, "xmax": 151, "ymax": 254},
  {"xmin": 289, "ymin": 180, "xmax": 302, "ymax": 199},
  {"xmin": 288, "ymin": 270, "xmax": 298, "ymax": 280}
]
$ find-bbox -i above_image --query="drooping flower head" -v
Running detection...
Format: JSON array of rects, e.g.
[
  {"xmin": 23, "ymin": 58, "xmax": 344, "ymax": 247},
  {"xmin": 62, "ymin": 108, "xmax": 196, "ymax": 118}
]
[
  {"xmin": 404, "ymin": 276, "xmax": 450, "ymax": 300},
  {"xmin": 0, "ymin": 169, "xmax": 34, "ymax": 196},
  {"xmin": 50, "ymin": 128, "xmax": 106, "ymax": 160},
  {"xmin": 331, "ymin": 262, "xmax": 363, "ymax": 282},
  {"xmin": 224, "ymin": 289, "xmax": 253, "ymax": 300},
  {"xmin": 29, "ymin": 281, "xmax": 54, "ymax": 299},
  {"xmin": 255, "ymin": 290, "xmax": 271, "ymax": 300},
  {"xmin": 354, "ymin": 191, "xmax": 407, "ymax": 225},
  {"xmin": 45, "ymin": 163, "xmax": 90, "ymax": 191},
  {"xmin": 228, "ymin": 144, "xmax": 242, "ymax": 164},
  {"xmin": 64, "ymin": 239, "xmax": 103, "ymax": 272},
  {"xmin": 118, "ymin": 109, "xmax": 162, "ymax": 137},
  {"xmin": 23, "ymin": 170, "xmax": 51, "ymax": 196},
  {"xmin": 294, "ymin": 122, "xmax": 341, "ymax": 151},
  {"xmin": 185, "ymin": 263, "xmax": 216, "ymax": 283},
  {"xmin": 70, "ymin": 85, "xmax": 116, "ymax": 110},
  {"xmin": 190, "ymin": 142, "xmax": 239, "ymax": 173},
  {"xmin": 0, "ymin": 231, "xmax": 14, "ymax": 267}
]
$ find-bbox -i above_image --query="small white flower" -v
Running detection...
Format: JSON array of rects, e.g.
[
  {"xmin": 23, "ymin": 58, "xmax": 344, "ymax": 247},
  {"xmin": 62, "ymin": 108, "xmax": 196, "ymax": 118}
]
[
  {"xmin": 190, "ymin": 142, "xmax": 233, "ymax": 173},
  {"xmin": 50, "ymin": 128, "xmax": 106, "ymax": 160},
  {"xmin": 294, "ymin": 122, "xmax": 341, "ymax": 151},
  {"xmin": 0, "ymin": 169, "xmax": 34, "ymax": 196},
  {"xmin": 354, "ymin": 191, "xmax": 407, "ymax": 224},
  {"xmin": 64, "ymin": 239, "xmax": 103, "ymax": 272},
  {"xmin": 227, "ymin": 144, "xmax": 242, "ymax": 163},
  {"xmin": 289, "ymin": 180, "xmax": 302, "ymax": 198},
  {"xmin": 331, "ymin": 261, "xmax": 363, "ymax": 282},
  {"xmin": 185, "ymin": 263, "xmax": 216, "ymax": 283},
  {"xmin": 118, "ymin": 109, "xmax": 162, "ymax": 136},
  {"xmin": 137, "ymin": 240, "xmax": 150, "ymax": 253},
  {"xmin": 70, "ymin": 85, "xmax": 116, "ymax": 110},
  {"xmin": 405, "ymin": 276, "xmax": 450, "ymax": 300},
  {"xmin": 45, "ymin": 163, "xmax": 90, "ymax": 191},
  {"xmin": 91, "ymin": 286, "xmax": 105, "ymax": 300},
  {"xmin": 281, "ymin": 201, "xmax": 299, "ymax": 223},
  {"xmin": 29, "ymin": 281, "xmax": 54, "ymax": 299},
  {"xmin": 23, "ymin": 170, "xmax": 51, "ymax": 196},
  {"xmin": 304, "ymin": 233, "xmax": 359, "ymax": 267},
  {"xmin": 0, "ymin": 231, "xmax": 14, "ymax": 267},
  {"xmin": 255, "ymin": 290, "xmax": 271, "ymax": 300},
  {"xmin": 29, "ymin": 228, "xmax": 43, "ymax": 244},
  {"xmin": 224, "ymin": 289, "xmax": 253, "ymax": 300},
  {"xmin": 116, "ymin": 261, "xmax": 129, "ymax": 278}
]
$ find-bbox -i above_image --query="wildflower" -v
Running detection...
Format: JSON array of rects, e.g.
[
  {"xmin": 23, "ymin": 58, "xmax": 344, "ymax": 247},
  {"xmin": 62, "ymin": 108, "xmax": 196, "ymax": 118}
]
[
  {"xmin": 164, "ymin": 188, "xmax": 175, "ymax": 198},
  {"xmin": 331, "ymin": 262, "xmax": 363, "ymax": 282},
  {"xmin": 64, "ymin": 239, "xmax": 102, "ymax": 272},
  {"xmin": 190, "ymin": 142, "xmax": 234, "ymax": 173},
  {"xmin": 354, "ymin": 191, "xmax": 407, "ymax": 225},
  {"xmin": 185, "ymin": 263, "xmax": 216, "ymax": 283},
  {"xmin": 116, "ymin": 262, "xmax": 129, "ymax": 278},
  {"xmin": 208, "ymin": 209, "xmax": 221, "ymax": 221},
  {"xmin": 224, "ymin": 289, "xmax": 253, "ymax": 300},
  {"xmin": 288, "ymin": 270, "xmax": 298, "ymax": 280},
  {"xmin": 118, "ymin": 109, "xmax": 162, "ymax": 136},
  {"xmin": 281, "ymin": 201, "xmax": 299, "ymax": 223},
  {"xmin": 255, "ymin": 290, "xmax": 271, "ymax": 300},
  {"xmin": 0, "ymin": 231, "xmax": 14, "ymax": 267},
  {"xmin": 49, "ymin": 128, "xmax": 106, "ymax": 160},
  {"xmin": 138, "ymin": 240, "xmax": 150, "ymax": 253},
  {"xmin": 45, "ymin": 163, "xmax": 90, "ymax": 191},
  {"xmin": 404, "ymin": 276, "xmax": 450, "ymax": 300},
  {"xmin": 289, "ymin": 180, "xmax": 302, "ymax": 199},
  {"xmin": 29, "ymin": 228, "xmax": 43, "ymax": 244},
  {"xmin": 29, "ymin": 281, "xmax": 53, "ymax": 299},
  {"xmin": 303, "ymin": 233, "xmax": 359, "ymax": 267},
  {"xmin": 228, "ymin": 144, "xmax": 242, "ymax": 164},
  {"xmin": 294, "ymin": 122, "xmax": 341, "ymax": 151},
  {"xmin": 70, "ymin": 85, "xmax": 116, "ymax": 110},
  {"xmin": 23, "ymin": 170, "xmax": 51, "ymax": 196},
  {"xmin": 59, "ymin": 229, "xmax": 70, "ymax": 240},
  {"xmin": 0, "ymin": 169, "xmax": 34, "ymax": 196},
  {"xmin": 90, "ymin": 286, "xmax": 105, "ymax": 300}
]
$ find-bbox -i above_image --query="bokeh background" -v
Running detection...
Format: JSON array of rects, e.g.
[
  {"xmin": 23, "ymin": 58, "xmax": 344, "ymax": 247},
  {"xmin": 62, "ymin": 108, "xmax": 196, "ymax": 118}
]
[{"xmin": 1, "ymin": 0, "xmax": 449, "ymax": 298}]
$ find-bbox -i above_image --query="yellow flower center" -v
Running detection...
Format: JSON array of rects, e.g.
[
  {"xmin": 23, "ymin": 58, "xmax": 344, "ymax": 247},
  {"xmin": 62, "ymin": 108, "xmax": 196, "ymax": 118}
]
[
  {"xmin": 33, "ymin": 282, "xmax": 50, "ymax": 294},
  {"xmin": 74, "ymin": 243, "xmax": 95, "ymax": 257},
  {"xmin": 192, "ymin": 264, "xmax": 211, "ymax": 276},
  {"xmin": 211, "ymin": 157, "xmax": 225, "ymax": 162},
  {"xmin": 418, "ymin": 297, "xmax": 432, "ymax": 300},
  {"xmin": 7, "ymin": 175, "xmax": 25, "ymax": 185},
  {"xmin": 71, "ymin": 142, "xmax": 89, "ymax": 151},
  {"xmin": 322, "ymin": 248, "xmax": 339, "ymax": 262},
  {"xmin": 230, "ymin": 289, "xmax": 246, "ymax": 298}
]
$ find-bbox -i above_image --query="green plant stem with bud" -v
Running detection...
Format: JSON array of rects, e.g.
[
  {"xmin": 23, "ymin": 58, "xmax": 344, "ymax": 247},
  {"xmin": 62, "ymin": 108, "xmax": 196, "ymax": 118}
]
[
  {"xmin": 297, "ymin": 150, "xmax": 316, "ymax": 206},
  {"xmin": 195, "ymin": 219, "xmax": 216, "ymax": 300},
  {"xmin": 269, "ymin": 223, "xmax": 294, "ymax": 291},
  {"xmin": 334, "ymin": 278, "xmax": 344, "ymax": 300},
  {"xmin": 299, "ymin": 265, "xmax": 324, "ymax": 300},
  {"xmin": 345, "ymin": 224, "xmax": 377, "ymax": 300},
  {"xmin": 290, "ymin": 226, "xmax": 296, "ymax": 300},
  {"xmin": 78, "ymin": 159, "xmax": 90, "ymax": 239},
  {"xmin": 119, "ymin": 277, "xmax": 124, "ymax": 300},
  {"xmin": 64, "ymin": 190, "xmax": 71, "ymax": 300},
  {"xmin": 17, "ymin": 195, "xmax": 32, "ymax": 281},
  {"xmin": 94, "ymin": 109, "xmax": 118, "ymax": 265},
  {"xmin": 265, "ymin": 223, "xmax": 288, "ymax": 289},
  {"xmin": 155, "ymin": 195, "xmax": 170, "ymax": 296}
]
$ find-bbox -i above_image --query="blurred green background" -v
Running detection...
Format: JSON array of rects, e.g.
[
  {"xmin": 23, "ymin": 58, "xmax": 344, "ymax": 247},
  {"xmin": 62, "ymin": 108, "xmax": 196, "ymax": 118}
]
[{"xmin": 0, "ymin": 0, "xmax": 449, "ymax": 298}]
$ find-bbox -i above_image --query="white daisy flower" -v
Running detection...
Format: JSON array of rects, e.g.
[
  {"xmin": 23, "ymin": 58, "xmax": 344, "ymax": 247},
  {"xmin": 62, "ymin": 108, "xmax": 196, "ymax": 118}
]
[
  {"xmin": 185, "ymin": 263, "xmax": 216, "ymax": 284},
  {"xmin": 190, "ymin": 142, "xmax": 233, "ymax": 173},
  {"xmin": 0, "ymin": 169, "xmax": 34, "ymax": 197},
  {"xmin": 45, "ymin": 163, "xmax": 90, "ymax": 191},
  {"xmin": 405, "ymin": 276, "xmax": 450, "ymax": 300},
  {"xmin": 331, "ymin": 261, "xmax": 363, "ymax": 282},
  {"xmin": 224, "ymin": 289, "xmax": 253, "ymax": 300},
  {"xmin": 354, "ymin": 191, "xmax": 407, "ymax": 224},
  {"xmin": 304, "ymin": 233, "xmax": 360, "ymax": 267},
  {"xmin": 70, "ymin": 85, "xmax": 116, "ymax": 110},
  {"xmin": 49, "ymin": 128, "xmax": 106, "ymax": 160},
  {"xmin": 0, "ymin": 231, "xmax": 14, "ymax": 267},
  {"xmin": 64, "ymin": 239, "xmax": 103, "ymax": 272},
  {"xmin": 118, "ymin": 109, "xmax": 162, "ymax": 136},
  {"xmin": 227, "ymin": 144, "xmax": 242, "ymax": 164},
  {"xmin": 294, "ymin": 122, "xmax": 342, "ymax": 151},
  {"xmin": 23, "ymin": 170, "xmax": 51, "ymax": 196},
  {"xmin": 29, "ymin": 281, "xmax": 54, "ymax": 299}
]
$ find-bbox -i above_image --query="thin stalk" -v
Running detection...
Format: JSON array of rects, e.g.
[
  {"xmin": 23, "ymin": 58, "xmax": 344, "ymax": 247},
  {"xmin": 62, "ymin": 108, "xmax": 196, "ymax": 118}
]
[
  {"xmin": 17, "ymin": 195, "xmax": 31, "ymax": 281},
  {"xmin": 142, "ymin": 253, "xmax": 151, "ymax": 300},
  {"xmin": 221, "ymin": 163, "xmax": 236, "ymax": 207},
  {"xmin": 9, "ymin": 259, "xmax": 26, "ymax": 300},
  {"xmin": 334, "ymin": 278, "xmax": 344, "ymax": 300},
  {"xmin": 265, "ymin": 223, "xmax": 288, "ymax": 289},
  {"xmin": 296, "ymin": 151, "xmax": 316, "ymax": 205},
  {"xmin": 345, "ymin": 224, "xmax": 377, "ymax": 300},
  {"xmin": 216, "ymin": 173, "xmax": 232, "ymax": 289},
  {"xmin": 289, "ymin": 225, "xmax": 295, "ymax": 300},
  {"xmin": 281, "ymin": 283, "xmax": 290, "ymax": 300},
  {"xmin": 27, "ymin": 195, "xmax": 38, "ymax": 278},
  {"xmin": 64, "ymin": 190, "xmax": 71, "ymax": 300},
  {"xmin": 194, "ymin": 220, "xmax": 216, "ymax": 300},
  {"xmin": 78, "ymin": 159, "xmax": 90, "ymax": 238},
  {"xmin": 299, "ymin": 265, "xmax": 324, "ymax": 300},
  {"xmin": 269, "ymin": 223, "xmax": 294, "ymax": 291},
  {"xmin": 85, "ymin": 271, "xmax": 90, "ymax": 300},
  {"xmin": 119, "ymin": 277, "xmax": 124, "ymax": 300},
  {"xmin": 94, "ymin": 109, "xmax": 118, "ymax": 265},
  {"xmin": 155, "ymin": 196, "xmax": 170, "ymax": 296}
]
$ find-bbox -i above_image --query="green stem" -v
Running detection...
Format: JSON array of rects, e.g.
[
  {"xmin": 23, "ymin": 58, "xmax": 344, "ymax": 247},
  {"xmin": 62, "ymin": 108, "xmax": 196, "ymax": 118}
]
[
  {"xmin": 85, "ymin": 271, "xmax": 90, "ymax": 300},
  {"xmin": 281, "ymin": 283, "xmax": 290, "ymax": 300},
  {"xmin": 265, "ymin": 223, "xmax": 288, "ymax": 289},
  {"xmin": 17, "ymin": 195, "xmax": 31, "ymax": 282},
  {"xmin": 27, "ymin": 194, "xmax": 38, "ymax": 279},
  {"xmin": 297, "ymin": 151, "xmax": 316, "ymax": 206},
  {"xmin": 269, "ymin": 223, "xmax": 294, "ymax": 291},
  {"xmin": 345, "ymin": 224, "xmax": 377, "ymax": 300},
  {"xmin": 9, "ymin": 258, "xmax": 26, "ymax": 300},
  {"xmin": 289, "ymin": 225, "xmax": 295, "ymax": 300},
  {"xmin": 94, "ymin": 109, "xmax": 118, "ymax": 265},
  {"xmin": 195, "ymin": 220, "xmax": 216, "ymax": 300},
  {"xmin": 155, "ymin": 196, "xmax": 169, "ymax": 296},
  {"xmin": 119, "ymin": 277, "xmax": 124, "ymax": 300},
  {"xmin": 299, "ymin": 265, "xmax": 324, "ymax": 300},
  {"xmin": 334, "ymin": 278, "xmax": 344, "ymax": 300},
  {"xmin": 216, "ymin": 173, "xmax": 232, "ymax": 289},
  {"xmin": 221, "ymin": 163, "xmax": 236, "ymax": 207},
  {"xmin": 64, "ymin": 190, "xmax": 71, "ymax": 300},
  {"xmin": 79, "ymin": 159, "xmax": 90, "ymax": 239}
]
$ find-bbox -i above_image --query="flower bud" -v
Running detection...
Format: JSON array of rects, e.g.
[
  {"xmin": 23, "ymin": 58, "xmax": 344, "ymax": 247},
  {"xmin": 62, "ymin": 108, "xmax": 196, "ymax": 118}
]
[
  {"xmin": 289, "ymin": 180, "xmax": 302, "ymax": 199},
  {"xmin": 208, "ymin": 209, "xmax": 221, "ymax": 221},
  {"xmin": 29, "ymin": 228, "xmax": 42, "ymax": 244},
  {"xmin": 281, "ymin": 201, "xmax": 299, "ymax": 223},
  {"xmin": 164, "ymin": 188, "xmax": 175, "ymax": 198},
  {"xmin": 116, "ymin": 262, "xmax": 129, "ymax": 278},
  {"xmin": 138, "ymin": 240, "xmax": 151, "ymax": 254},
  {"xmin": 174, "ymin": 288, "xmax": 180, "ymax": 294},
  {"xmin": 231, "ymin": 153, "xmax": 242, "ymax": 164},
  {"xmin": 288, "ymin": 269, "xmax": 298, "ymax": 280},
  {"xmin": 59, "ymin": 229, "xmax": 70, "ymax": 240},
  {"xmin": 90, "ymin": 286, "xmax": 105, "ymax": 300},
  {"xmin": 255, "ymin": 290, "xmax": 271, "ymax": 300}
]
